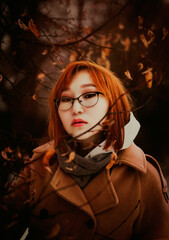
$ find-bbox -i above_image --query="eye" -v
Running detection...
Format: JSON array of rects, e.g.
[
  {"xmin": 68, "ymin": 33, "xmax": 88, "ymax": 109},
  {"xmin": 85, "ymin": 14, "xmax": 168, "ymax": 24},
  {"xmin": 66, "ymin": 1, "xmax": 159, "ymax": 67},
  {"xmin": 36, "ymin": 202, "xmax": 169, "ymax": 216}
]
[
  {"xmin": 83, "ymin": 92, "xmax": 97, "ymax": 99},
  {"xmin": 60, "ymin": 97, "xmax": 72, "ymax": 102}
]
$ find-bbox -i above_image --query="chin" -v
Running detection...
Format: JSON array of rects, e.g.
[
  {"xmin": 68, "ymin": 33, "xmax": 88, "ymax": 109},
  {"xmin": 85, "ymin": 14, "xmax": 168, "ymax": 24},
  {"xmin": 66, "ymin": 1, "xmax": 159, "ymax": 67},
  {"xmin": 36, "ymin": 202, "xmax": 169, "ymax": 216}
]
[{"xmin": 73, "ymin": 131, "xmax": 95, "ymax": 140}]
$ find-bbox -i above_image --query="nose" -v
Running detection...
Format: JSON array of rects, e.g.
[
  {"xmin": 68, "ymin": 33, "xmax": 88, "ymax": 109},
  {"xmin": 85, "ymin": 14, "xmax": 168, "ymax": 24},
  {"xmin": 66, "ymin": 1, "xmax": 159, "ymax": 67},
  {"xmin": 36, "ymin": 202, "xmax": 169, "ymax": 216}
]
[{"xmin": 71, "ymin": 99, "xmax": 84, "ymax": 115}]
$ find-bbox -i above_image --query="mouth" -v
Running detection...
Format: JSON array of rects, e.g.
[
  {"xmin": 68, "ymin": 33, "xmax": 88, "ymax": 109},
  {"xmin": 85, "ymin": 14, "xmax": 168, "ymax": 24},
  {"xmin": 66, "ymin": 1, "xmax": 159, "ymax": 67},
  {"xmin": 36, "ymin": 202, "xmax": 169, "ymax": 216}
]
[{"xmin": 71, "ymin": 119, "xmax": 87, "ymax": 127}]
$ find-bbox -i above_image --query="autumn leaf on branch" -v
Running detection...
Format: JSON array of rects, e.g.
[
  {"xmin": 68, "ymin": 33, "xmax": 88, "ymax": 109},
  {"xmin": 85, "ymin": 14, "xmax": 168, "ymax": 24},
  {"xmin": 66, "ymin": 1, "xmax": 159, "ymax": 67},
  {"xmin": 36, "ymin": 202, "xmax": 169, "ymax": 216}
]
[
  {"xmin": 125, "ymin": 70, "xmax": 133, "ymax": 80},
  {"xmin": 140, "ymin": 33, "xmax": 155, "ymax": 48},
  {"xmin": 138, "ymin": 62, "xmax": 144, "ymax": 71},
  {"xmin": 106, "ymin": 152, "xmax": 117, "ymax": 170},
  {"xmin": 28, "ymin": 19, "xmax": 40, "ymax": 38},
  {"xmin": 17, "ymin": 17, "xmax": 40, "ymax": 38},
  {"xmin": 43, "ymin": 147, "xmax": 56, "ymax": 166},
  {"xmin": 65, "ymin": 152, "xmax": 75, "ymax": 163},
  {"xmin": 142, "ymin": 68, "xmax": 153, "ymax": 88}
]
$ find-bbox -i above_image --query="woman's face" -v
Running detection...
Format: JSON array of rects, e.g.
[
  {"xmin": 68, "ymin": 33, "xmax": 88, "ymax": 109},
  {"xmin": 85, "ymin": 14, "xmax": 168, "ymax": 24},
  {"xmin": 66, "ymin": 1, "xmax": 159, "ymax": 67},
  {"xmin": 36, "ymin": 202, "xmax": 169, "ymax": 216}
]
[{"xmin": 58, "ymin": 70, "xmax": 109, "ymax": 140}]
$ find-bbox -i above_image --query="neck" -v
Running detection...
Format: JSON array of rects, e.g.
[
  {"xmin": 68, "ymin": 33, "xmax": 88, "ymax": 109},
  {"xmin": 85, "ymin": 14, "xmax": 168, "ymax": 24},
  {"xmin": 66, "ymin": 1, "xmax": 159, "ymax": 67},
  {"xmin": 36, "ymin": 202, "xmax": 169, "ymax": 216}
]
[{"xmin": 69, "ymin": 131, "xmax": 107, "ymax": 156}]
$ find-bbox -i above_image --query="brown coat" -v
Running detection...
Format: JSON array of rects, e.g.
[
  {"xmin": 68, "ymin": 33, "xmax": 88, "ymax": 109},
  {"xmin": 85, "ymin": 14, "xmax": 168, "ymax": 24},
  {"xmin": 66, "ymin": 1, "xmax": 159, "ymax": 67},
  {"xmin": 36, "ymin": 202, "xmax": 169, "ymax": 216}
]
[{"xmin": 2, "ymin": 142, "xmax": 169, "ymax": 240}]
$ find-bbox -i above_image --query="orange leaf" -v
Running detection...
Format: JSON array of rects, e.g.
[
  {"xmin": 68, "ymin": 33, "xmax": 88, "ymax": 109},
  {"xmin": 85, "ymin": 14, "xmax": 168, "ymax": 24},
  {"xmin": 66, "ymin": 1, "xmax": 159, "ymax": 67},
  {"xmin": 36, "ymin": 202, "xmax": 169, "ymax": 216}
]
[
  {"xmin": 18, "ymin": 19, "xmax": 29, "ymax": 31},
  {"xmin": 28, "ymin": 19, "xmax": 40, "ymax": 38},
  {"xmin": 32, "ymin": 94, "xmax": 37, "ymax": 101},
  {"xmin": 1, "ymin": 151, "xmax": 10, "ymax": 160},
  {"xmin": 44, "ymin": 166, "xmax": 53, "ymax": 174},
  {"xmin": 37, "ymin": 73, "xmax": 45, "ymax": 79},
  {"xmin": 123, "ymin": 37, "xmax": 130, "ymax": 51},
  {"xmin": 140, "ymin": 34, "xmax": 149, "ymax": 48},
  {"xmin": 138, "ymin": 62, "xmax": 143, "ymax": 71},
  {"xmin": 42, "ymin": 49, "xmax": 48, "ymax": 55},
  {"xmin": 142, "ymin": 68, "xmax": 153, "ymax": 88},
  {"xmin": 125, "ymin": 70, "xmax": 133, "ymax": 80},
  {"xmin": 65, "ymin": 152, "xmax": 75, "ymax": 163},
  {"xmin": 145, "ymin": 71, "xmax": 153, "ymax": 88},
  {"xmin": 43, "ymin": 147, "xmax": 56, "ymax": 166},
  {"xmin": 106, "ymin": 152, "xmax": 117, "ymax": 170}
]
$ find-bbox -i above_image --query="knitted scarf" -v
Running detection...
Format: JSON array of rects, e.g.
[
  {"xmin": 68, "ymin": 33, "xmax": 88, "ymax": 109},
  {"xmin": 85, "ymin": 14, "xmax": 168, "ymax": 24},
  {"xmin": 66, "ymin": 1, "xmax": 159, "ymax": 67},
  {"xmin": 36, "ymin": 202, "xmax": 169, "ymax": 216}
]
[{"xmin": 57, "ymin": 149, "xmax": 112, "ymax": 188}]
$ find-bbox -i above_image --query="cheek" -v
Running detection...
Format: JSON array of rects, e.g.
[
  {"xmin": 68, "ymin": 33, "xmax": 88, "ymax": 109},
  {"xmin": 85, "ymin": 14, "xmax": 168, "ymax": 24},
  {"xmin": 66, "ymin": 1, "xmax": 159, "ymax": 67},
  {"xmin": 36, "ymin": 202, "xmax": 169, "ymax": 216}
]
[{"xmin": 58, "ymin": 111, "xmax": 67, "ymax": 127}]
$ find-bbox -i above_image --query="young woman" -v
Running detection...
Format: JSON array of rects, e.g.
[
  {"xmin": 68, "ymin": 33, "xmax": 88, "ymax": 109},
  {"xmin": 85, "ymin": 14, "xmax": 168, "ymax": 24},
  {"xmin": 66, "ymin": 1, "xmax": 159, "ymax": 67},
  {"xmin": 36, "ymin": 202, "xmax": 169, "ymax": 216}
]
[{"xmin": 1, "ymin": 61, "xmax": 169, "ymax": 239}]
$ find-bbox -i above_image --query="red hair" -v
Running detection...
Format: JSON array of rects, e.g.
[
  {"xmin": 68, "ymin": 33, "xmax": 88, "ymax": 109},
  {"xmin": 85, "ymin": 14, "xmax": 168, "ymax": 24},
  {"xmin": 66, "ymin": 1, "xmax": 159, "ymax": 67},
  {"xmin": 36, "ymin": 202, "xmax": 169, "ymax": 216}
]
[{"xmin": 48, "ymin": 60, "xmax": 133, "ymax": 152}]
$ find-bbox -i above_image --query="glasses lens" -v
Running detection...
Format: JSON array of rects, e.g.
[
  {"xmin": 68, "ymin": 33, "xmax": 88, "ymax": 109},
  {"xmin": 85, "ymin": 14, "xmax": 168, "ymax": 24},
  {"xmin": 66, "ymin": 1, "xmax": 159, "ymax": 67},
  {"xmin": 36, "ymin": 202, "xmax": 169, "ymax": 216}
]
[
  {"xmin": 58, "ymin": 97, "xmax": 73, "ymax": 111},
  {"xmin": 80, "ymin": 92, "xmax": 98, "ymax": 107}
]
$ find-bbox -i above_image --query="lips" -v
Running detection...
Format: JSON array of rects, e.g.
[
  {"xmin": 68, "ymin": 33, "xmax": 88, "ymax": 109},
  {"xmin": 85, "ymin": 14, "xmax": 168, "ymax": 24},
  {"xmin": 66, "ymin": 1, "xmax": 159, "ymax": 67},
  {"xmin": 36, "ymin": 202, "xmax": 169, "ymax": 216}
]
[{"xmin": 71, "ymin": 119, "xmax": 87, "ymax": 126}]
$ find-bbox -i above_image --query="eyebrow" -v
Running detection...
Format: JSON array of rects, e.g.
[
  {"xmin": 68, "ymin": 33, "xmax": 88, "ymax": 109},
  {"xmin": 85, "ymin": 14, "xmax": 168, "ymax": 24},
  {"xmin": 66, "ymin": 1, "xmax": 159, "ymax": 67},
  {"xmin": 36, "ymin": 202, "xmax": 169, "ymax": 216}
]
[{"xmin": 62, "ymin": 84, "xmax": 96, "ymax": 92}]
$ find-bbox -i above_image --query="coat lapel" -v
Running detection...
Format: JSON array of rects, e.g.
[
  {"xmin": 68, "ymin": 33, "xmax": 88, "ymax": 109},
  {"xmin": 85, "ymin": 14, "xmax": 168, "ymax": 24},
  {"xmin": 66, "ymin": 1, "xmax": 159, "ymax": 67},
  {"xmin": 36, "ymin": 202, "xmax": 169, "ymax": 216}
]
[{"xmin": 50, "ymin": 166, "xmax": 96, "ymax": 221}]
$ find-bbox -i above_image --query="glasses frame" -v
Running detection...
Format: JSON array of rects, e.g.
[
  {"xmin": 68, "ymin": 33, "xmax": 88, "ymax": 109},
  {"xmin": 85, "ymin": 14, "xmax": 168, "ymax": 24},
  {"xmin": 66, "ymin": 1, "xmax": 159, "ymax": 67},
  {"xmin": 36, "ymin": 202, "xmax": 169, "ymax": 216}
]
[{"xmin": 54, "ymin": 91, "xmax": 104, "ymax": 111}]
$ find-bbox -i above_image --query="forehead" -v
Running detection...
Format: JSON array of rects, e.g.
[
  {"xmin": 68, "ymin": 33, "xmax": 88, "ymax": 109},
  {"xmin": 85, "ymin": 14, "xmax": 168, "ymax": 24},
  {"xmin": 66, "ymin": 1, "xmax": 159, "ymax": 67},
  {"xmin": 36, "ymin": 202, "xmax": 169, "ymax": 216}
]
[{"xmin": 63, "ymin": 70, "xmax": 96, "ymax": 92}]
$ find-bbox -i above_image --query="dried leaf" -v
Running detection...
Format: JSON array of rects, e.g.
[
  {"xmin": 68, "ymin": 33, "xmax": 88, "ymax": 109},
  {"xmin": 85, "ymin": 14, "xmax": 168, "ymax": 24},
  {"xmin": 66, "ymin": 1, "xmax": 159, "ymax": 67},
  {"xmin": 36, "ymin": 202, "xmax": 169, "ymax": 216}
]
[
  {"xmin": 142, "ymin": 68, "xmax": 153, "ymax": 88},
  {"xmin": 52, "ymin": 61, "xmax": 57, "ymax": 65},
  {"xmin": 28, "ymin": 19, "xmax": 40, "ymax": 38},
  {"xmin": 1, "ymin": 151, "xmax": 10, "ymax": 160},
  {"xmin": 43, "ymin": 147, "xmax": 56, "ymax": 166},
  {"xmin": 147, "ymin": 29, "xmax": 154, "ymax": 38},
  {"xmin": 145, "ymin": 71, "xmax": 153, "ymax": 88},
  {"xmin": 123, "ymin": 37, "xmax": 130, "ymax": 51},
  {"xmin": 65, "ymin": 152, "xmax": 75, "ymax": 163},
  {"xmin": 37, "ymin": 73, "xmax": 45, "ymax": 79},
  {"xmin": 69, "ymin": 52, "xmax": 78, "ymax": 62},
  {"xmin": 5, "ymin": 146, "xmax": 13, "ymax": 153},
  {"xmin": 32, "ymin": 94, "xmax": 37, "ymax": 101},
  {"xmin": 65, "ymin": 167, "xmax": 74, "ymax": 171},
  {"xmin": 118, "ymin": 23, "xmax": 124, "ymax": 30},
  {"xmin": 140, "ymin": 33, "xmax": 155, "ymax": 48},
  {"xmin": 138, "ymin": 62, "xmax": 143, "ymax": 71},
  {"xmin": 125, "ymin": 70, "xmax": 133, "ymax": 80},
  {"xmin": 17, "ymin": 151, "xmax": 22, "ymax": 158},
  {"xmin": 142, "ymin": 67, "xmax": 153, "ymax": 75},
  {"xmin": 18, "ymin": 19, "xmax": 29, "ymax": 31},
  {"xmin": 61, "ymin": 152, "xmax": 69, "ymax": 157},
  {"xmin": 106, "ymin": 153, "xmax": 117, "ymax": 170},
  {"xmin": 140, "ymin": 34, "xmax": 149, "ymax": 48},
  {"xmin": 42, "ymin": 49, "xmax": 48, "ymax": 55},
  {"xmin": 132, "ymin": 37, "xmax": 138, "ymax": 43},
  {"xmin": 44, "ymin": 166, "xmax": 53, "ymax": 174}
]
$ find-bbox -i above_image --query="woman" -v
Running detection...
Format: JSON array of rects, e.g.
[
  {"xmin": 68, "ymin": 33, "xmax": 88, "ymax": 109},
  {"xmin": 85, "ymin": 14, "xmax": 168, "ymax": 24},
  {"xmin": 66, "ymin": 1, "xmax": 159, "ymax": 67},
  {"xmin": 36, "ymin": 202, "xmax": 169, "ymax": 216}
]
[{"xmin": 1, "ymin": 60, "xmax": 169, "ymax": 239}]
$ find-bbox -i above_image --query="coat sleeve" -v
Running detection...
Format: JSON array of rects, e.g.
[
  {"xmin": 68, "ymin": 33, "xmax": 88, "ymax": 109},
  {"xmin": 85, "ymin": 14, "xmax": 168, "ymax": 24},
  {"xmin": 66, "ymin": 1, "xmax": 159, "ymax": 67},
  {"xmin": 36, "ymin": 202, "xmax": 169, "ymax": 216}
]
[{"xmin": 133, "ymin": 157, "xmax": 169, "ymax": 240}]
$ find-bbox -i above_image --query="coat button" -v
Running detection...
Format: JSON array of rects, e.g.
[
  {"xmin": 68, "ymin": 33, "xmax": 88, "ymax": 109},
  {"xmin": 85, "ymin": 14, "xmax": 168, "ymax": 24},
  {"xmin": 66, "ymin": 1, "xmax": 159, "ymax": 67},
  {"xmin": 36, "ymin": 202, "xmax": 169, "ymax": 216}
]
[{"xmin": 85, "ymin": 218, "xmax": 94, "ymax": 229}]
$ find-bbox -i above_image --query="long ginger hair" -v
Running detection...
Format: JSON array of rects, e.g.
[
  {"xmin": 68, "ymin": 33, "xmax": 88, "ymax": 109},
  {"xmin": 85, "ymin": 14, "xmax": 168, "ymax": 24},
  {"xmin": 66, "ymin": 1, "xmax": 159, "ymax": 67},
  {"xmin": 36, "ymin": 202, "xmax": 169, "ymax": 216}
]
[{"xmin": 48, "ymin": 60, "xmax": 133, "ymax": 152}]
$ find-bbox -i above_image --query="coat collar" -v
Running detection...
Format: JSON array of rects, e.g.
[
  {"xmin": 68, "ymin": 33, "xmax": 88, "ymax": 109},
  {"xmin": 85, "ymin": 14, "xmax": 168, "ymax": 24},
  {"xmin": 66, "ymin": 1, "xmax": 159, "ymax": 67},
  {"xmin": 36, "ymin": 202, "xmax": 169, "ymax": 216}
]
[
  {"xmin": 118, "ymin": 142, "xmax": 147, "ymax": 174},
  {"xmin": 49, "ymin": 142, "xmax": 147, "ymax": 217}
]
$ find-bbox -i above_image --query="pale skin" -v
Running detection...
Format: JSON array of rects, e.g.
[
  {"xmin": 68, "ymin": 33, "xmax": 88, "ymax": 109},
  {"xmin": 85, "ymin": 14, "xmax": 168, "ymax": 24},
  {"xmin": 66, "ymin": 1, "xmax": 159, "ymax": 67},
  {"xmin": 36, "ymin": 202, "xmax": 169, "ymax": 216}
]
[{"xmin": 58, "ymin": 70, "xmax": 109, "ymax": 141}]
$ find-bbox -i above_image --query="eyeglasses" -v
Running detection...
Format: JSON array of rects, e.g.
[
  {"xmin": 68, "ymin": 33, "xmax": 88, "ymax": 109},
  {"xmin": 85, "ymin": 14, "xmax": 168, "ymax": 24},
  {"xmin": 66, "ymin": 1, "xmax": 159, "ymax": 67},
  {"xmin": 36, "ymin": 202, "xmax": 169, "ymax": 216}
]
[{"xmin": 54, "ymin": 91, "xmax": 104, "ymax": 111}]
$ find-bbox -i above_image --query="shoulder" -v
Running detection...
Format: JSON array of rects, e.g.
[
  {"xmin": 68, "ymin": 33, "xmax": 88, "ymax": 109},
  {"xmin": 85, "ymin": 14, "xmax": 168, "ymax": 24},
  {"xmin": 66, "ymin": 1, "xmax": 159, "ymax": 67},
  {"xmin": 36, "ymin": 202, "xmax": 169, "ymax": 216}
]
[
  {"xmin": 30, "ymin": 140, "xmax": 55, "ymax": 161},
  {"xmin": 118, "ymin": 143, "xmax": 168, "ymax": 202}
]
